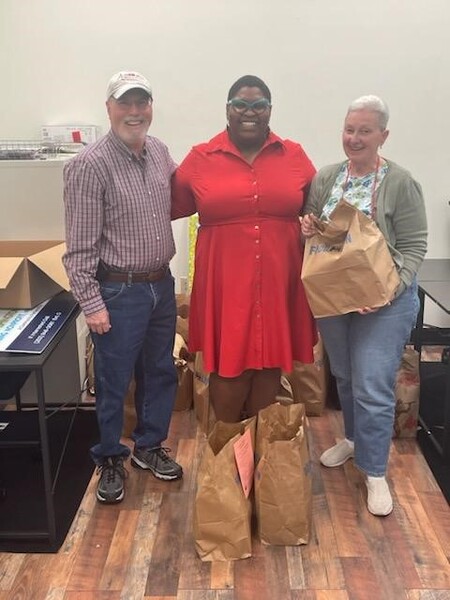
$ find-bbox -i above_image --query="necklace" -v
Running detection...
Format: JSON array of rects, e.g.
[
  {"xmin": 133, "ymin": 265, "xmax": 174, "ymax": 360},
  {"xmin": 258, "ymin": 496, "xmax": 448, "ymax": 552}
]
[{"xmin": 341, "ymin": 155, "xmax": 381, "ymax": 218}]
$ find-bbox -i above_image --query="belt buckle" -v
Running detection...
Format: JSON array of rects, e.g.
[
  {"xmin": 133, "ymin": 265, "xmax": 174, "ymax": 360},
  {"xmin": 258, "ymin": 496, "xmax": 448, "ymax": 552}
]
[{"xmin": 127, "ymin": 272, "xmax": 133, "ymax": 285}]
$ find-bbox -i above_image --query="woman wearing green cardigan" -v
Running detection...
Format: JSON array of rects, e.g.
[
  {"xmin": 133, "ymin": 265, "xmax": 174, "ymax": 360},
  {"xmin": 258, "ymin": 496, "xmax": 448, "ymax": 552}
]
[{"xmin": 302, "ymin": 95, "xmax": 427, "ymax": 517}]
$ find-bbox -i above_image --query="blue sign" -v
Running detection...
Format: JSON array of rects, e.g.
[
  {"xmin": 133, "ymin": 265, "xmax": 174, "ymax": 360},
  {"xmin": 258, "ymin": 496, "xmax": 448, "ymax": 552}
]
[{"xmin": 0, "ymin": 293, "xmax": 77, "ymax": 354}]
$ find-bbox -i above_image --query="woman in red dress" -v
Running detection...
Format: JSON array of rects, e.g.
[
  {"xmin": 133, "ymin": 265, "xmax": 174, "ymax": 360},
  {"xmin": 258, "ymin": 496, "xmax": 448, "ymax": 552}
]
[{"xmin": 171, "ymin": 75, "xmax": 316, "ymax": 422}]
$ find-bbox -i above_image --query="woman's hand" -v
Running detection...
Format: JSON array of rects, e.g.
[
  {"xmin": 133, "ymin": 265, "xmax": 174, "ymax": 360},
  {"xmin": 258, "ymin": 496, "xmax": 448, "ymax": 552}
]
[
  {"xmin": 357, "ymin": 306, "xmax": 378, "ymax": 315},
  {"xmin": 301, "ymin": 213, "xmax": 320, "ymax": 238},
  {"xmin": 357, "ymin": 299, "xmax": 392, "ymax": 315}
]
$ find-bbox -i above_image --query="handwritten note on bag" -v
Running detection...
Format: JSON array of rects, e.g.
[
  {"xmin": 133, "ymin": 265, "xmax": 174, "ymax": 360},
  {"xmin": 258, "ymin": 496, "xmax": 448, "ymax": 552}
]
[{"xmin": 233, "ymin": 427, "xmax": 254, "ymax": 498}]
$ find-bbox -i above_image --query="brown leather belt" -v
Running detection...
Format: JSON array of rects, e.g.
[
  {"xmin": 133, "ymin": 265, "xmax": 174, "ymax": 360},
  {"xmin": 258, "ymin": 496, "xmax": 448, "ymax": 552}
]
[{"xmin": 97, "ymin": 265, "xmax": 168, "ymax": 284}]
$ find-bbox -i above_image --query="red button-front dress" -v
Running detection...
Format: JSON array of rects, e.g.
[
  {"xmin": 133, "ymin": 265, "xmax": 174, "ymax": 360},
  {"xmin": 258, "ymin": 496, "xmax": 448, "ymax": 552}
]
[{"xmin": 171, "ymin": 130, "xmax": 317, "ymax": 377}]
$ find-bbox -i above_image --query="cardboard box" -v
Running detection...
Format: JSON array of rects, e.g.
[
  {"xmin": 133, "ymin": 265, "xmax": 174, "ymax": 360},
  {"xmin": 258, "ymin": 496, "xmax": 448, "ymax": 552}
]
[{"xmin": 0, "ymin": 240, "xmax": 69, "ymax": 309}]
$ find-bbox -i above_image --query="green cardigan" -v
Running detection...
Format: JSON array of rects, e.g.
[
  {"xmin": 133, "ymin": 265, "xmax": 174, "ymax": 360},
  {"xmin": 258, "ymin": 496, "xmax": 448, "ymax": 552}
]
[{"xmin": 304, "ymin": 160, "xmax": 428, "ymax": 297}]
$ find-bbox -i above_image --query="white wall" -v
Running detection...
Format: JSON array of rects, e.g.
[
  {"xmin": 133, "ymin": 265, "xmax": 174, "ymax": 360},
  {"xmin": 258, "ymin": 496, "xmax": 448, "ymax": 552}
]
[{"xmin": 1, "ymin": 0, "xmax": 450, "ymax": 277}]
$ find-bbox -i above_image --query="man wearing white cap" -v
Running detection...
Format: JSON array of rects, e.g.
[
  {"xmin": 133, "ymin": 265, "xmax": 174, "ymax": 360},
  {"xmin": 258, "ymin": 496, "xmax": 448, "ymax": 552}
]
[{"xmin": 63, "ymin": 71, "xmax": 182, "ymax": 504}]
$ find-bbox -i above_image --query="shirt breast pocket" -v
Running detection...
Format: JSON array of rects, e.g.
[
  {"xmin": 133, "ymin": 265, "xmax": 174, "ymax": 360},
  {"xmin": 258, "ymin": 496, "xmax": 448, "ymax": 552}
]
[{"xmin": 148, "ymin": 173, "xmax": 171, "ymax": 199}]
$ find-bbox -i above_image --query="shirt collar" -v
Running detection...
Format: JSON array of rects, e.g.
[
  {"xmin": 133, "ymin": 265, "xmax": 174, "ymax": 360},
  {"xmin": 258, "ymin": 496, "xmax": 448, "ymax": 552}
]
[
  {"xmin": 107, "ymin": 130, "xmax": 148, "ymax": 160},
  {"xmin": 205, "ymin": 129, "xmax": 286, "ymax": 155}
]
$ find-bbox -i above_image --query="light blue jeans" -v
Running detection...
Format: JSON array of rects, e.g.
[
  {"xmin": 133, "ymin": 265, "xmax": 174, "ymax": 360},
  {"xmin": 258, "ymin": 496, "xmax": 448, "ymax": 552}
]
[
  {"xmin": 90, "ymin": 271, "xmax": 177, "ymax": 464},
  {"xmin": 317, "ymin": 281, "xmax": 420, "ymax": 476}
]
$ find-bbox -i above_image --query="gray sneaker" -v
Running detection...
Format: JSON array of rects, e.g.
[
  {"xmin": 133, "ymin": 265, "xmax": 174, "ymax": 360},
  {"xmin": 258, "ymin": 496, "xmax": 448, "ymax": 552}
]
[
  {"xmin": 96, "ymin": 456, "xmax": 127, "ymax": 503},
  {"xmin": 131, "ymin": 446, "xmax": 183, "ymax": 480}
]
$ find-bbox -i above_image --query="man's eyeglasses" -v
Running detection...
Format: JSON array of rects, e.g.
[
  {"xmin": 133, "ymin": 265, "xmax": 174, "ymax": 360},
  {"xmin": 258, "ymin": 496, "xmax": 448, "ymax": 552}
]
[{"xmin": 227, "ymin": 98, "xmax": 271, "ymax": 114}]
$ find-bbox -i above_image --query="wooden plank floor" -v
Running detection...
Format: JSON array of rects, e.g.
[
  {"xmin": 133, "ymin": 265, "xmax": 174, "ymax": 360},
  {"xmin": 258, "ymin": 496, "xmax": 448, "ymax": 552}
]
[{"xmin": 0, "ymin": 407, "xmax": 449, "ymax": 600}]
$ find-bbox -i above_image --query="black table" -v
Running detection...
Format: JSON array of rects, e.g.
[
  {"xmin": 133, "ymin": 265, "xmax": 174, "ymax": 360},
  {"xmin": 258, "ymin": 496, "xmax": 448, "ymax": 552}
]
[
  {"xmin": 0, "ymin": 292, "xmax": 80, "ymax": 544},
  {"xmin": 414, "ymin": 259, "xmax": 450, "ymax": 463}
]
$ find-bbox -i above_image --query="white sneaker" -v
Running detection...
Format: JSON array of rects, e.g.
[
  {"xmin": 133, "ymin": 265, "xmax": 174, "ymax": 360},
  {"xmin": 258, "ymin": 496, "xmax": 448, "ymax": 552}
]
[
  {"xmin": 366, "ymin": 476, "xmax": 393, "ymax": 516},
  {"xmin": 320, "ymin": 439, "xmax": 354, "ymax": 467}
]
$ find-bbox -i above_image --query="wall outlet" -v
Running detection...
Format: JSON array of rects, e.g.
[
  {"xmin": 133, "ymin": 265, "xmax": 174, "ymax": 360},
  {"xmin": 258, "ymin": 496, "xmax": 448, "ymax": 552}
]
[{"xmin": 179, "ymin": 276, "xmax": 189, "ymax": 294}]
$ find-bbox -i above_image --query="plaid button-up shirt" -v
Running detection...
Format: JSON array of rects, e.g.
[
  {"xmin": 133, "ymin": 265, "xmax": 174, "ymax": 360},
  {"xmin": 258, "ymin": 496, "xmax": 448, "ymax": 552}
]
[{"xmin": 63, "ymin": 130, "xmax": 176, "ymax": 315}]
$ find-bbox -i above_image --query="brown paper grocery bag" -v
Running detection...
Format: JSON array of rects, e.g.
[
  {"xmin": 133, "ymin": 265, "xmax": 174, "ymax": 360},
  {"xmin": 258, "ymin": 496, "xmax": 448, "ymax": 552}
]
[
  {"xmin": 193, "ymin": 352, "xmax": 216, "ymax": 434},
  {"xmin": 254, "ymin": 403, "xmax": 312, "ymax": 545},
  {"xmin": 176, "ymin": 293, "xmax": 190, "ymax": 342},
  {"xmin": 122, "ymin": 378, "xmax": 136, "ymax": 438},
  {"xmin": 85, "ymin": 334, "xmax": 95, "ymax": 396},
  {"xmin": 176, "ymin": 314, "xmax": 189, "ymax": 345},
  {"xmin": 173, "ymin": 333, "xmax": 194, "ymax": 411},
  {"xmin": 174, "ymin": 363, "xmax": 193, "ymax": 412},
  {"xmin": 286, "ymin": 336, "xmax": 329, "ymax": 416},
  {"xmin": 193, "ymin": 417, "xmax": 257, "ymax": 561},
  {"xmin": 301, "ymin": 200, "xmax": 400, "ymax": 317},
  {"xmin": 275, "ymin": 375, "xmax": 295, "ymax": 404},
  {"xmin": 393, "ymin": 347, "xmax": 420, "ymax": 438}
]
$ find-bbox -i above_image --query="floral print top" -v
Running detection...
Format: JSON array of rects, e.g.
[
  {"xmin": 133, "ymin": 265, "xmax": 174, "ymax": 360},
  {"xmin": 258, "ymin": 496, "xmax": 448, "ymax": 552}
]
[{"xmin": 320, "ymin": 160, "xmax": 388, "ymax": 221}]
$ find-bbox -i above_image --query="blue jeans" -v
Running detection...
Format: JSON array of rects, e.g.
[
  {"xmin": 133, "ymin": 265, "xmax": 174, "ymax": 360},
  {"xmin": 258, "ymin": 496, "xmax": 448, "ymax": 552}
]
[
  {"xmin": 317, "ymin": 281, "xmax": 420, "ymax": 476},
  {"xmin": 90, "ymin": 271, "xmax": 177, "ymax": 464}
]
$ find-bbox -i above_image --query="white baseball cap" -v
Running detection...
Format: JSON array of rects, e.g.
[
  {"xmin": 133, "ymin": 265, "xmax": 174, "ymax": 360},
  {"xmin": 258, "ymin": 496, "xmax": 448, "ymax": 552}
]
[{"xmin": 106, "ymin": 71, "xmax": 152, "ymax": 100}]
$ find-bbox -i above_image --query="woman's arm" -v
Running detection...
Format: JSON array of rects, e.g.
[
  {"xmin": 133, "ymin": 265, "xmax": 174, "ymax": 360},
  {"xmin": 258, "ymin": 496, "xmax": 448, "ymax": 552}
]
[
  {"xmin": 171, "ymin": 151, "xmax": 198, "ymax": 220},
  {"xmin": 392, "ymin": 175, "xmax": 428, "ymax": 290}
]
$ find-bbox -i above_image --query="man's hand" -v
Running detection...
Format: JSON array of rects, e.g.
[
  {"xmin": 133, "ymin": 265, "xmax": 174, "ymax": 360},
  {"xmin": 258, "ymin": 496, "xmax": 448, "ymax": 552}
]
[{"xmin": 86, "ymin": 309, "xmax": 111, "ymax": 335}]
